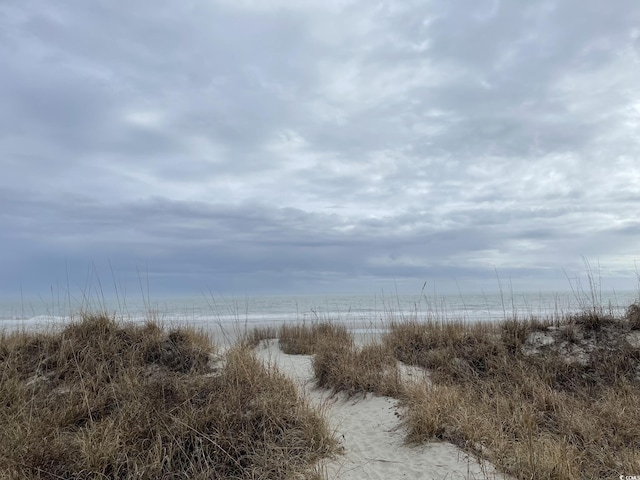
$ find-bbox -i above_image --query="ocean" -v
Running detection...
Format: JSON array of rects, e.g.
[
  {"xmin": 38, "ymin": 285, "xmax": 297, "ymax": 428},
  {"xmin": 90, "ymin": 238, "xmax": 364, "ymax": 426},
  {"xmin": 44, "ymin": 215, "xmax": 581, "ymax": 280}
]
[{"xmin": 1, "ymin": 289, "xmax": 638, "ymax": 332}]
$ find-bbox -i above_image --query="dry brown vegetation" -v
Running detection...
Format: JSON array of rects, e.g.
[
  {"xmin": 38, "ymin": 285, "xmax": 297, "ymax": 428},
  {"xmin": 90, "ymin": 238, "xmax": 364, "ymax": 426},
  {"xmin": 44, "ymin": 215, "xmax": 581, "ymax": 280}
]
[
  {"xmin": 273, "ymin": 306, "xmax": 640, "ymax": 479},
  {"xmin": 278, "ymin": 322, "xmax": 402, "ymax": 396},
  {"xmin": 0, "ymin": 315, "xmax": 336, "ymax": 479},
  {"xmin": 241, "ymin": 325, "xmax": 278, "ymax": 348},
  {"xmin": 313, "ymin": 341, "xmax": 403, "ymax": 397},
  {"xmin": 278, "ymin": 322, "xmax": 352, "ymax": 355},
  {"xmin": 387, "ymin": 309, "xmax": 640, "ymax": 479},
  {"xmin": 12, "ymin": 303, "xmax": 638, "ymax": 479}
]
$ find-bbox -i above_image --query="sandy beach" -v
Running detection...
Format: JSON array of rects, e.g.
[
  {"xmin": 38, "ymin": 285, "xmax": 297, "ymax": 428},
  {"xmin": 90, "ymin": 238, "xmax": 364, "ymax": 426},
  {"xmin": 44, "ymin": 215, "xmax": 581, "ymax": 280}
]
[
  {"xmin": 255, "ymin": 338, "xmax": 507, "ymax": 480},
  {"xmin": 4, "ymin": 309, "xmax": 640, "ymax": 478}
]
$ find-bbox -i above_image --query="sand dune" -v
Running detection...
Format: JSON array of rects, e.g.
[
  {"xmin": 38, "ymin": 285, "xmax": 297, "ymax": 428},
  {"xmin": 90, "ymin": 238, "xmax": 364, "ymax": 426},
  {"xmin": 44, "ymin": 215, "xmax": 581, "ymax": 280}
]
[{"xmin": 255, "ymin": 340, "xmax": 507, "ymax": 480}]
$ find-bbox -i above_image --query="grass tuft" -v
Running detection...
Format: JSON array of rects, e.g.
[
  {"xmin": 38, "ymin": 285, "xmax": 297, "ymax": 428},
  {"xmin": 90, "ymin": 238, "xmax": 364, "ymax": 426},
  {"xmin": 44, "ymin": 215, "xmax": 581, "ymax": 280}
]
[
  {"xmin": 568, "ymin": 309, "xmax": 616, "ymax": 331},
  {"xmin": 313, "ymin": 341, "xmax": 403, "ymax": 397},
  {"xmin": 277, "ymin": 322, "xmax": 403, "ymax": 397},
  {"xmin": 241, "ymin": 325, "xmax": 278, "ymax": 348},
  {"xmin": 627, "ymin": 302, "xmax": 640, "ymax": 330},
  {"xmin": 0, "ymin": 314, "xmax": 336, "ymax": 479},
  {"xmin": 386, "ymin": 310, "xmax": 640, "ymax": 479},
  {"xmin": 278, "ymin": 322, "xmax": 352, "ymax": 355}
]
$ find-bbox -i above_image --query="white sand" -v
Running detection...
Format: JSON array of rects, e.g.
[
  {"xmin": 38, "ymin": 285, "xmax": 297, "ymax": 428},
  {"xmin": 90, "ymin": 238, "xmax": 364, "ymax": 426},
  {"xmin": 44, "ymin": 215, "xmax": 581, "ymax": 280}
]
[{"xmin": 255, "ymin": 340, "xmax": 508, "ymax": 480}]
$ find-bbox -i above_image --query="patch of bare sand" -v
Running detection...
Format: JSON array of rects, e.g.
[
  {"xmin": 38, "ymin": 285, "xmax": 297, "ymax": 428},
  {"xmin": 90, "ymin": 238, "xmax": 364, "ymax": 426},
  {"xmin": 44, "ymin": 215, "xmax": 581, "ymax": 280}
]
[{"xmin": 255, "ymin": 340, "xmax": 507, "ymax": 480}]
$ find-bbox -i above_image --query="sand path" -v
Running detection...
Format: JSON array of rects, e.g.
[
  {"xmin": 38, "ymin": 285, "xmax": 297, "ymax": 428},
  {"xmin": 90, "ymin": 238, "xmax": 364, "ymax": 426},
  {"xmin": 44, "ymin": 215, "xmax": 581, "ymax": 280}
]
[{"xmin": 255, "ymin": 340, "xmax": 507, "ymax": 480}]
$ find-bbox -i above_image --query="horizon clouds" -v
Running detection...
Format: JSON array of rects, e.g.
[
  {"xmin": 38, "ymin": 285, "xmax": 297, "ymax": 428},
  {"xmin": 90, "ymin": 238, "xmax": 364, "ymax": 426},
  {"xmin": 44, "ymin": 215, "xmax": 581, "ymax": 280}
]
[{"xmin": 1, "ymin": 0, "xmax": 640, "ymax": 296}]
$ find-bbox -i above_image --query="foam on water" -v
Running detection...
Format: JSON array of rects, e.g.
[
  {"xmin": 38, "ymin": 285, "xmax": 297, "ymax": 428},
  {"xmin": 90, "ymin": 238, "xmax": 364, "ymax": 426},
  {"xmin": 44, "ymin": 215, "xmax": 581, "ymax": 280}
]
[{"xmin": 1, "ymin": 290, "xmax": 637, "ymax": 332}]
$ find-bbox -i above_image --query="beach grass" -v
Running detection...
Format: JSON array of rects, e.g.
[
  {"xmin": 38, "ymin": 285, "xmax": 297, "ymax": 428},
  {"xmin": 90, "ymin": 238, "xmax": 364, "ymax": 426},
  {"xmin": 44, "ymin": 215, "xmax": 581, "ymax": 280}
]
[
  {"xmin": 278, "ymin": 322, "xmax": 352, "ymax": 355},
  {"xmin": 313, "ymin": 339, "xmax": 403, "ymax": 397},
  {"xmin": 273, "ymin": 305, "xmax": 640, "ymax": 479},
  {"xmin": 277, "ymin": 321, "xmax": 402, "ymax": 396},
  {"xmin": 392, "ymin": 310, "xmax": 640, "ymax": 479},
  {"xmin": 5, "ymin": 300, "xmax": 640, "ymax": 479},
  {"xmin": 0, "ymin": 314, "xmax": 336, "ymax": 479}
]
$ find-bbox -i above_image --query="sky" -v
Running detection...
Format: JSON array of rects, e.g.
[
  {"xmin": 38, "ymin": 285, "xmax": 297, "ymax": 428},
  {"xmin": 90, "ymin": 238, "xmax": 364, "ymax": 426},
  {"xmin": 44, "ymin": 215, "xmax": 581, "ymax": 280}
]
[{"xmin": 1, "ymin": 0, "xmax": 640, "ymax": 298}]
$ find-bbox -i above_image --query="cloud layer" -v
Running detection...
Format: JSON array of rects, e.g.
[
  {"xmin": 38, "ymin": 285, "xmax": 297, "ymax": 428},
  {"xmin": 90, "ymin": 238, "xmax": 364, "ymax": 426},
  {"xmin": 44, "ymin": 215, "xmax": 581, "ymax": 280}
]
[{"xmin": 2, "ymin": 0, "xmax": 640, "ymax": 295}]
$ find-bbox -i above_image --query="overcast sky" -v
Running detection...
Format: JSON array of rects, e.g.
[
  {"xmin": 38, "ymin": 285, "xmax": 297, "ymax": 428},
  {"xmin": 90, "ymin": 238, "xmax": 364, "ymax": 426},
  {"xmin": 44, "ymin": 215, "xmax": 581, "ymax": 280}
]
[{"xmin": 1, "ymin": 0, "xmax": 640, "ymax": 298}]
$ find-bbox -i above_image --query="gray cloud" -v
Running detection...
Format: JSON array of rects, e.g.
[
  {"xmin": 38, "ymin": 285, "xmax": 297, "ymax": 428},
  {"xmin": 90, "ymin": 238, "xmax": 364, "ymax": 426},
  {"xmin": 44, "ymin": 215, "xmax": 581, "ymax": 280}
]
[{"xmin": 1, "ymin": 0, "xmax": 639, "ymax": 297}]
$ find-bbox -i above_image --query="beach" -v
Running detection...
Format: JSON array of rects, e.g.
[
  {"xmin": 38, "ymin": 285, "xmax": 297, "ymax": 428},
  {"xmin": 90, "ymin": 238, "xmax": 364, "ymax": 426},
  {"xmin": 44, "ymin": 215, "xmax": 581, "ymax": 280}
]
[
  {"xmin": 2, "ymin": 304, "xmax": 639, "ymax": 479},
  {"xmin": 255, "ymin": 338, "xmax": 507, "ymax": 480}
]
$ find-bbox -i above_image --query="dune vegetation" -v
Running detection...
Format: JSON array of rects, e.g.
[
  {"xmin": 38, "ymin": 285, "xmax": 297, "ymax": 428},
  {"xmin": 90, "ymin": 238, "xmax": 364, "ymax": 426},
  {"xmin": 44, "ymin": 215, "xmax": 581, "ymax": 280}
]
[
  {"xmin": 3, "ymin": 302, "xmax": 640, "ymax": 479},
  {"xmin": 0, "ymin": 315, "xmax": 336, "ymax": 479},
  {"xmin": 273, "ymin": 304, "xmax": 640, "ymax": 479}
]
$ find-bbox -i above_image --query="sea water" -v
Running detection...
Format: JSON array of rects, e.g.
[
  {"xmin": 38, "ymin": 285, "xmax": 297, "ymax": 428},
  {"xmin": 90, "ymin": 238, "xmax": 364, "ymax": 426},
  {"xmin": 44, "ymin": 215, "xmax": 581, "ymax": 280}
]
[{"xmin": 1, "ymin": 289, "xmax": 637, "ymax": 332}]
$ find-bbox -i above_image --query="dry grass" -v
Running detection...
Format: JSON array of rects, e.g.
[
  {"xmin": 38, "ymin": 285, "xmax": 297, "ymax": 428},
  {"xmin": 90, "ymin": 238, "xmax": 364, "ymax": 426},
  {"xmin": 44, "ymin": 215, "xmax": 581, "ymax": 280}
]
[
  {"xmin": 277, "ymin": 321, "xmax": 402, "ymax": 397},
  {"xmin": 0, "ymin": 314, "xmax": 336, "ymax": 479},
  {"xmin": 627, "ymin": 303, "xmax": 640, "ymax": 330},
  {"xmin": 241, "ymin": 325, "xmax": 279, "ymax": 348},
  {"xmin": 175, "ymin": 303, "xmax": 640, "ymax": 479},
  {"xmin": 387, "ymin": 309, "xmax": 640, "ymax": 479},
  {"xmin": 313, "ymin": 341, "xmax": 403, "ymax": 397},
  {"xmin": 278, "ymin": 322, "xmax": 352, "ymax": 355}
]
